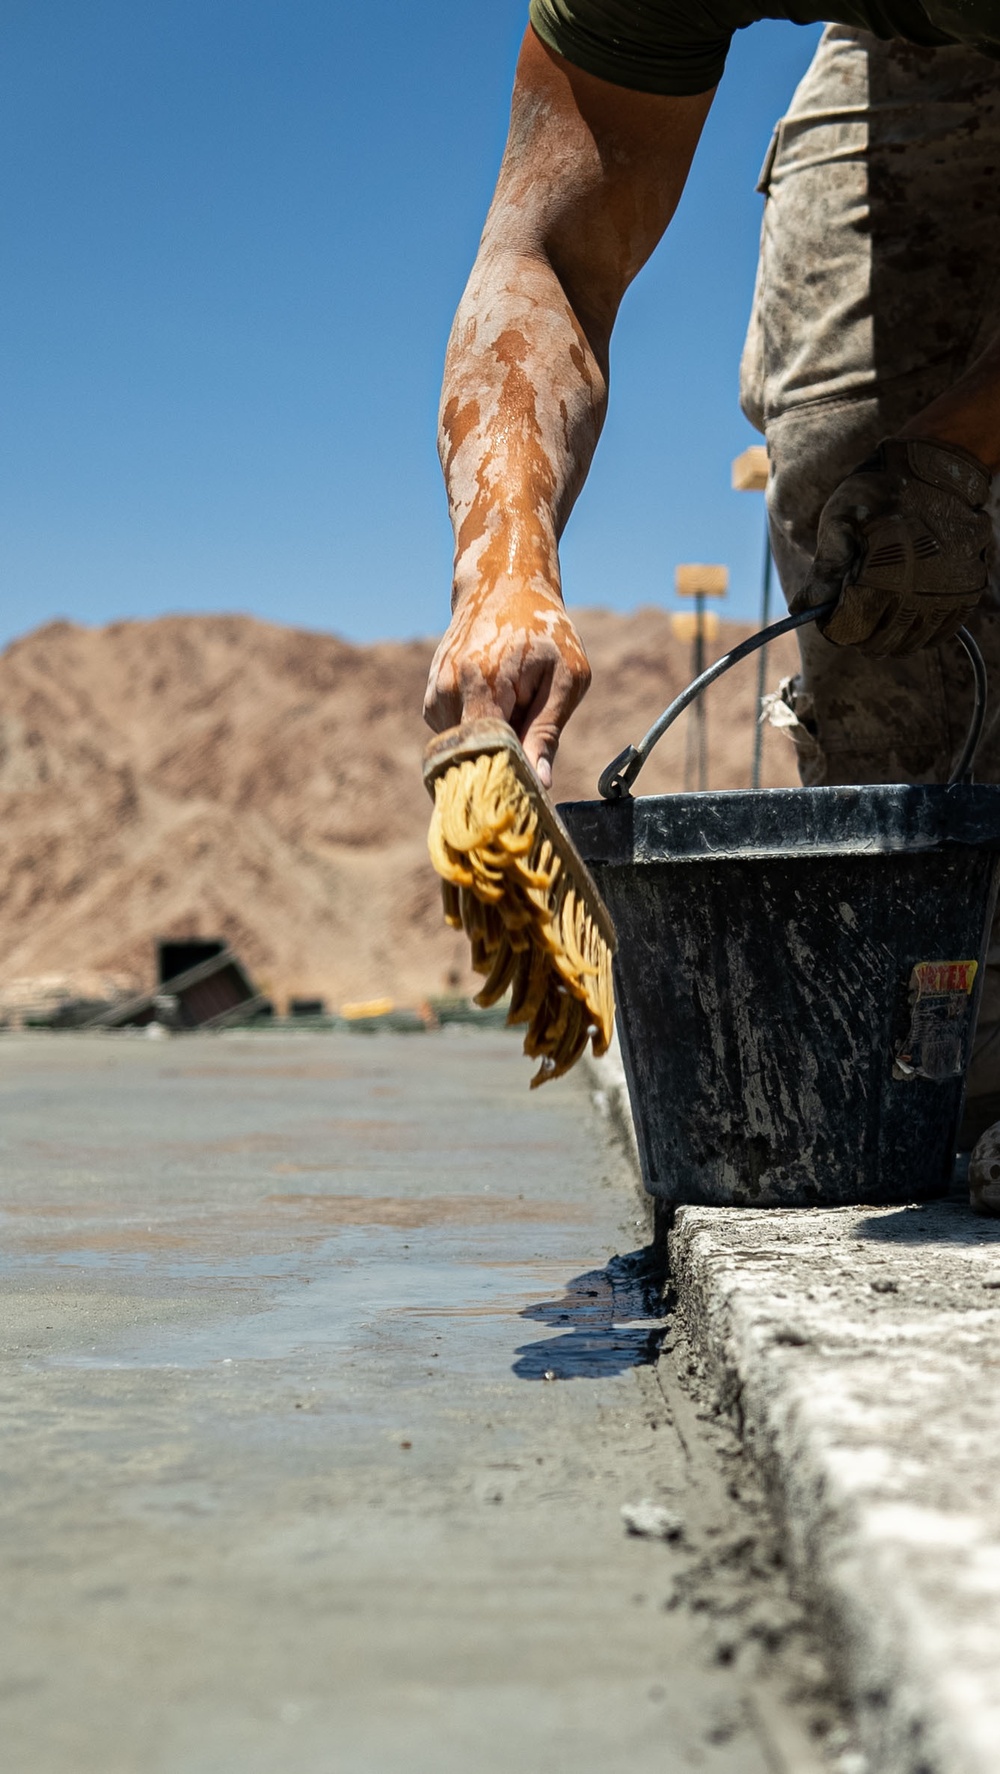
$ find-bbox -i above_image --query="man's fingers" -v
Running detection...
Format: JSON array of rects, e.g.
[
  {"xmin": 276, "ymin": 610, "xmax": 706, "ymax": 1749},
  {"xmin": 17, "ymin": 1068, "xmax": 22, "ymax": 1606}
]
[
  {"xmin": 856, "ymin": 600, "xmax": 922, "ymax": 657},
  {"xmin": 820, "ymin": 582, "xmax": 891, "ymax": 648},
  {"xmin": 790, "ymin": 437, "xmax": 993, "ymax": 660},
  {"xmin": 460, "ymin": 680, "xmax": 516, "ymax": 725},
  {"xmin": 790, "ymin": 566, "xmax": 849, "ymax": 621},
  {"xmin": 517, "ymin": 660, "xmax": 583, "ymax": 790},
  {"xmin": 422, "ymin": 648, "xmax": 514, "ymax": 734},
  {"xmin": 422, "ymin": 597, "xmax": 591, "ymax": 775},
  {"xmin": 791, "ymin": 513, "xmax": 862, "ymax": 629},
  {"xmin": 790, "ymin": 543, "xmax": 859, "ymax": 619},
  {"xmin": 422, "ymin": 680, "xmax": 461, "ymax": 733},
  {"xmin": 808, "ymin": 520, "xmax": 887, "ymax": 645},
  {"xmin": 513, "ymin": 664, "xmax": 558, "ymax": 788},
  {"xmin": 933, "ymin": 604, "xmax": 980, "ymax": 645},
  {"xmin": 521, "ymin": 723, "xmax": 558, "ymax": 789}
]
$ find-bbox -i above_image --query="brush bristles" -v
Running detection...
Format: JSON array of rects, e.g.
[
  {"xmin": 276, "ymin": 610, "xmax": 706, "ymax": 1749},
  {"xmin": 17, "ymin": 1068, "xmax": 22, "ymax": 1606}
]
[{"xmin": 427, "ymin": 749, "xmax": 614, "ymax": 1087}]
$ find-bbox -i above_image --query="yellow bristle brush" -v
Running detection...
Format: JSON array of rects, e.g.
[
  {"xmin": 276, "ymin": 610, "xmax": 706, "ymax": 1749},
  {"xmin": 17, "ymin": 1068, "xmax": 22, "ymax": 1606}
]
[{"xmin": 423, "ymin": 718, "xmax": 617, "ymax": 1087}]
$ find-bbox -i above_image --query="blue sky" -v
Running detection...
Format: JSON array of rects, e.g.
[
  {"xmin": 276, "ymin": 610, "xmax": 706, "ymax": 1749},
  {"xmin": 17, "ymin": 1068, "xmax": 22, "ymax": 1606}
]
[{"xmin": 1, "ymin": 2, "xmax": 823, "ymax": 646}]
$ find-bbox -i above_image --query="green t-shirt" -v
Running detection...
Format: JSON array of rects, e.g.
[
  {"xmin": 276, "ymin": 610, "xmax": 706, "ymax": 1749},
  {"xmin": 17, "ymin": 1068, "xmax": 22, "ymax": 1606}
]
[{"xmin": 528, "ymin": 0, "xmax": 1000, "ymax": 93}]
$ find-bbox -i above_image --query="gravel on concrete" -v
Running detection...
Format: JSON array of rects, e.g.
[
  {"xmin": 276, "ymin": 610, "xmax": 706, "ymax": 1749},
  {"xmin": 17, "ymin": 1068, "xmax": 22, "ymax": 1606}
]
[{"xmin": 591, "ymin": 1039, "xmax": 1000, "ymax": 1774}]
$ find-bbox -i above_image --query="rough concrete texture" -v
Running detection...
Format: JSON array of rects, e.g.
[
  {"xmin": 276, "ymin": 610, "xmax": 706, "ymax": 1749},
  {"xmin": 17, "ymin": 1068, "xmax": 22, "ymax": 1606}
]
[
  {"xmin": 670, "ymin": 1202, "xmax": 1000, "ymax": 1774},
  {"xmin": 588, "ymin": 1038, "xmax": 1000, "ymax": 1774}
]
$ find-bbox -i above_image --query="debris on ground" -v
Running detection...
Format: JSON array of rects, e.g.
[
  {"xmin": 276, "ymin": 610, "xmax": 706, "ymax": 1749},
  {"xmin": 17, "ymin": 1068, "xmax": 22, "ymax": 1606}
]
[
  {"xmin": 87, "ymin": 945, "xmax": 267, "ymax": 1030},
  {"xmin": 621, "ymin": 1500, "xmax": 685, "ymax": 1541},
  {"xmin": 970, "ymin": 1120, "xmax": 1000, "ymax": 1215}
]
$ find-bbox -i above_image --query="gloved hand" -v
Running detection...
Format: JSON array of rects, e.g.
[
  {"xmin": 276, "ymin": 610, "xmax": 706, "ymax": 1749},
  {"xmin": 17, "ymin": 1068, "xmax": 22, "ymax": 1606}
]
[{"xmin": 791, "ymin": 437, "xmax": 993, "ymax": 655}]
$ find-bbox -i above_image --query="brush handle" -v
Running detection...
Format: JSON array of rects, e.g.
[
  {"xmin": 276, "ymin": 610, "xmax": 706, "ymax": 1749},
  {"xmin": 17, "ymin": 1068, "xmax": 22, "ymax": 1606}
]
[
  {"xmin": 422, "ymin": 717, "xmax": 525, "ymax": 797},
  {"xmin": 597, "ymin": 606, "xmax": 987, "ymax": 798},
  {"xmin": 423, "ymin": 717, "xmax": 618, "ymax": 949}
]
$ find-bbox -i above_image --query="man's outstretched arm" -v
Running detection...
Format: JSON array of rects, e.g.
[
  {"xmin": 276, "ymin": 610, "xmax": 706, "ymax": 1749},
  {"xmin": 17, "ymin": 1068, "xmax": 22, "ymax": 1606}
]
[{"xmin": 423, "ymin": 26, "xmax": 714, "ymax": 785}]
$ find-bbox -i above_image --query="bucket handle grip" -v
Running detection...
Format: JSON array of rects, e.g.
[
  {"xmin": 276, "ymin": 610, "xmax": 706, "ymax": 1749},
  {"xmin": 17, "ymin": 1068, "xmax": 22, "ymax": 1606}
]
[{"xmin": 597, "ymin": 606, "xmax": 987, "ymax": 799}]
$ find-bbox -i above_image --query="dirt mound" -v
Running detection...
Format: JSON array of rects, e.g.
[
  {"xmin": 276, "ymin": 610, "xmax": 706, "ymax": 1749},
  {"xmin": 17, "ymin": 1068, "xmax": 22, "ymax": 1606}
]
[{"xmin": 0, "ymin": 610, "xmax": 801, "ymax": 1010}]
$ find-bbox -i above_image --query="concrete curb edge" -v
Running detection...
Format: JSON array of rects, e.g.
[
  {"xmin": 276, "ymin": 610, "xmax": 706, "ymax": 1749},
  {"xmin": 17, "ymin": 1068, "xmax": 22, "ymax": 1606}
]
[{"xmin": 584, "ymin": 1040, "xmax": 996, "ymax": 1774}]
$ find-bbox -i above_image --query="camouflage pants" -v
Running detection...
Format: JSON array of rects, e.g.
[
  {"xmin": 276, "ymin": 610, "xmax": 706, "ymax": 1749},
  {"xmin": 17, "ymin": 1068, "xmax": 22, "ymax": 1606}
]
[{"xmin": 740, "ymin": 24, "xmax": 1000, "ymax": 1129}]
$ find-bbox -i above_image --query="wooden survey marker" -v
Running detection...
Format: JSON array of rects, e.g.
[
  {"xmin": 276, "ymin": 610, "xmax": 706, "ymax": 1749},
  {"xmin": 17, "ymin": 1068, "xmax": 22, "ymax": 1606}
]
[{"xmin": 674, "ymin": 563, "xmax": 728, "ymax": 792}]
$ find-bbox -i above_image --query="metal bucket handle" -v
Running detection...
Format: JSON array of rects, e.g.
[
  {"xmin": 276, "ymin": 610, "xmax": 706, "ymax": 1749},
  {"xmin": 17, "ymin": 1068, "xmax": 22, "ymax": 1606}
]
[{"xmin": 597, "ymin": 603, "xmax": 988, "ymax": 799}]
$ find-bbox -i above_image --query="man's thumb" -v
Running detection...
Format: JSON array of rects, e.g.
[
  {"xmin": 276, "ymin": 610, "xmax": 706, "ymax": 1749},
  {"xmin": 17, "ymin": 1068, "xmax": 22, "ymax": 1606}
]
[{"xmin": 790, "ymin": 517, "xmax": 859, "ymax": 618}]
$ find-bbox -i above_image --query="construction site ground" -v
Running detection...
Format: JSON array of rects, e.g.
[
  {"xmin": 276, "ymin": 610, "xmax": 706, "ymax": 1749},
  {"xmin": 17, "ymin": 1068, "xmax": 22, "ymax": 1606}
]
[
  {"xmin": 0, "ymin": 1028, "xmax": 855, "ymax": 1774},
  {"xmin": 595, "ymin": 1044, "xmax": 1000, "ymax": 1774}
]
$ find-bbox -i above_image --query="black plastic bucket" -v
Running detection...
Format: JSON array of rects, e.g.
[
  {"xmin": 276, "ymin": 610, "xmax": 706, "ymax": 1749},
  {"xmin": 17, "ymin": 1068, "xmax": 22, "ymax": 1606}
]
[{"xmin": 559, "ymin": 613, "xmax": 1000, "ymax": 1208}]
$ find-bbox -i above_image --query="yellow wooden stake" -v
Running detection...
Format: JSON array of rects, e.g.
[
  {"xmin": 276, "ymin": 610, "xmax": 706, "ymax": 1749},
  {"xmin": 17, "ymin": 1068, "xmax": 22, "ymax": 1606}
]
[{"xmin": 731, "ymin": 445, "xmax": 769, "ymax": 493}]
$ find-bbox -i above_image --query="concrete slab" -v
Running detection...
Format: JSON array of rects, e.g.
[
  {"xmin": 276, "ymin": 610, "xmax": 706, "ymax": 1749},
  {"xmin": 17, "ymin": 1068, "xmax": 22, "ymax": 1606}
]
[
  {"xmin": 0, "ymin": 1029, "xmax": 843, "ymax": 1773},
  {"xmin": 589, "ymin": 1038, "xmax": 1000, "ymax": 1774},
  {"xmin": 671, "ymin": 1201, "xmax": 1000, "ymax": 1774}
]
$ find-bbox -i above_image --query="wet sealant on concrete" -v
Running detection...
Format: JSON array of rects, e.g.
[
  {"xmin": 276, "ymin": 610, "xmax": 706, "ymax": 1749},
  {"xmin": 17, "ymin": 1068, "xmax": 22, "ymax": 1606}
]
[{"xmin": 0, "ymin": 1029, "xmax": 850, "ymax": 1774}]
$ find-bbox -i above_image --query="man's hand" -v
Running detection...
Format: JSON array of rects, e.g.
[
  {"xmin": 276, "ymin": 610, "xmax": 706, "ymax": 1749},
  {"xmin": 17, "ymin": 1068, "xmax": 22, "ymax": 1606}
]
[
  {"xmin": 792, "ymin": 437, "xmax": 993, "ymax": 655},
  {"xmin": 423, "ymin": 585, "xmax": 590, "ymax": 790}
]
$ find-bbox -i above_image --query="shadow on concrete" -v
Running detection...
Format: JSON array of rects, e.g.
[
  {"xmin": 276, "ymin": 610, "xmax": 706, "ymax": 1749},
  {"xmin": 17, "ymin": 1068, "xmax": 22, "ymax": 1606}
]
[
  {"xmin": 853, "ymin": 1201, "xmax": 1000, "ymax": 1246},
  {"xmin": 512, "ymin": 1247, "xmax": 667, "ymax": 1381}
]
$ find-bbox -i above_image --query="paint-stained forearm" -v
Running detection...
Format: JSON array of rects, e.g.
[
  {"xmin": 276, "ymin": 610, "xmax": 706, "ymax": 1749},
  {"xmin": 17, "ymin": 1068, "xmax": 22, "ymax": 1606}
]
[
  {"xmin": 424, "ymin": 28, "xmax": 714, "ymax": 785},
  {"xmin": 427, "ymin": 251, "xmax": 603, "ymax": 789}
]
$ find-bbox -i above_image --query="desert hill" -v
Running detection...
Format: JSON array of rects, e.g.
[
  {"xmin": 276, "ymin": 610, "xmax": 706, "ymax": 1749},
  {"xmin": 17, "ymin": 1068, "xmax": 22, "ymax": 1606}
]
[{"xmin": 0, "ymin": 610, "xmax": 800, "ymax": 1012}]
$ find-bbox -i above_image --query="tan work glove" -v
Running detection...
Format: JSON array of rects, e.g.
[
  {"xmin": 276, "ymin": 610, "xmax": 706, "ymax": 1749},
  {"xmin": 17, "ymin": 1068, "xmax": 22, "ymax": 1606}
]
[{"xmin": 791, "ymin": 437, "xmax": 993, "ymax": 655}]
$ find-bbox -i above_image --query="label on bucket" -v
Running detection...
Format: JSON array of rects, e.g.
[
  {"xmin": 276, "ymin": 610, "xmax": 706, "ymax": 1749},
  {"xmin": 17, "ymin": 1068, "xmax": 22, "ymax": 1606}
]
[{"xmin": 893, "ymin": 960, "xmax": 979, "ymax": 1083}]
